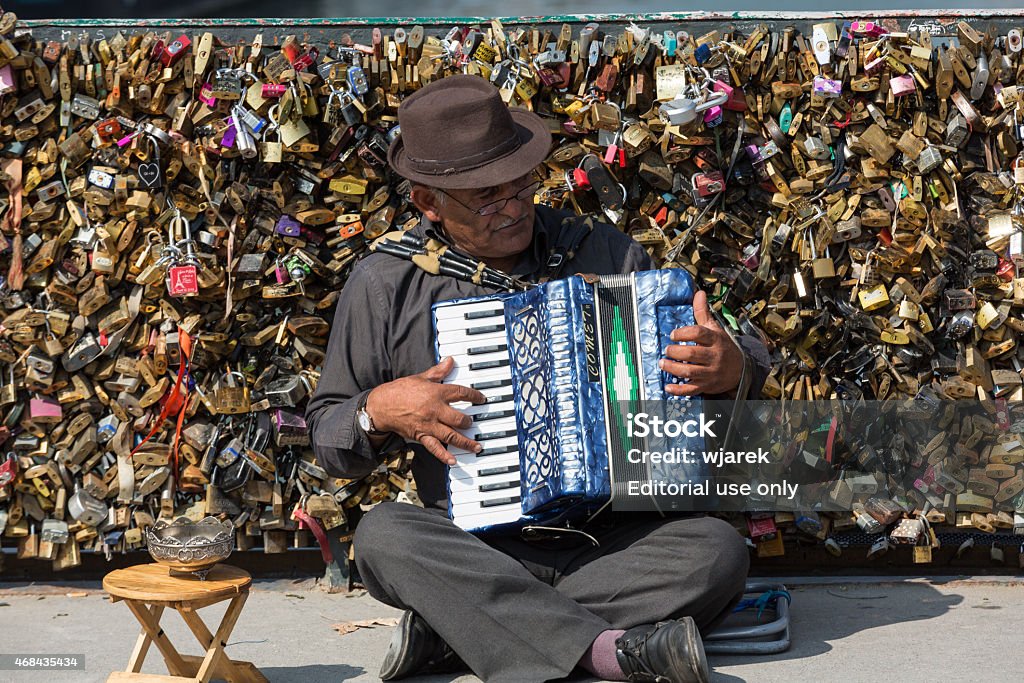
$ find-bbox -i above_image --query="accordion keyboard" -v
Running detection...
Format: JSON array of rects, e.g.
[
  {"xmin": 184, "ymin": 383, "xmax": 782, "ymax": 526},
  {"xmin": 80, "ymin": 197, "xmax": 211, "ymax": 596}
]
[{"xmin": 435, "ymin": 299, "xmax": 524, "ymax": 530}]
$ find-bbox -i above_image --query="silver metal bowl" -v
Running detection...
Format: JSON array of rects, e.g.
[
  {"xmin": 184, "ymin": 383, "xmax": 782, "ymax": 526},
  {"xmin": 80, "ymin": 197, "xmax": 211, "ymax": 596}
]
[{"xmin": 147, "ymin": 516, "xmax": 234, "ymax": 579}]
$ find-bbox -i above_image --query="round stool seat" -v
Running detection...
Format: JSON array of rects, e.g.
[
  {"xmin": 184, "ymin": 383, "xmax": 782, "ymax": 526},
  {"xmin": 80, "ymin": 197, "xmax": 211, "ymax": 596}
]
[{"xmin": 103, "ymin": 563, "xmax": 251, "ymax": 604}]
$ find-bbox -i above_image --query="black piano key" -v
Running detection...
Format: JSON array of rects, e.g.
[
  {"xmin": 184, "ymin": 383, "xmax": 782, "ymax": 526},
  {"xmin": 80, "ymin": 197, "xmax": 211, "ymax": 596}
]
[
  {"xmin": 474, "ymin": 429, "xmax": 518, "ymax": 441},
  {"xmin": 481, "ymin": 495, "xmax": 521, "ymax": 508},
  {"xmin": 478, "ymin": 465, "xmax": 519, "ymax": 476},
  {"xmin": 485, "ymin": 393, "xmax": 514, "ymax": 405},
  {"xmin": 472, "ymin": 409, "xmax": 515, "ymax": 422},
  {"xmin": 479, "ymin": 480, "xmax": 519, "ymax": 492},
  {"xmin": 469, "ymin": 359, "xmax": 510, "ymax": 371},
  {"xmin": 467, "ymin": 344, "xmax": 508, "ymax": 355},
  {"xmin": 471, "ymin": 378, "xmax": 512, "ymax": 390},
  {"xmin": 477, "ymin": 445, "xmax": 517, "ymax": 457},
  {"xmin": 464, "ymin": 308, "xmax": 505, "ymax": 320},
  {"xmin": 467, "ymin": 323, "xmax": 506, "ymax": 335}
]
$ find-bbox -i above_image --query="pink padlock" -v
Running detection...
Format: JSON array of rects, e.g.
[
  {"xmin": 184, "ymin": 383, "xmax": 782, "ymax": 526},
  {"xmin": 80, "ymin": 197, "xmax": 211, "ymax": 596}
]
[
  {"xmin": 198, "ymin": 83, "xmax": 217, "ymax": 107},
  {"xmin": 812, "ymin": 76, "xmax": 842, "ymax": 98},
  {"xmin": 29, "ymin": 396, "xmax": 63, "ymax": 424},
  {"xmin": 890, "ymin": 74, "xmax": 916, "ymax": 97},
  {"xmin": 714, "ymin": 80, "xmax": 747, "ymax": 112},
  {"xmin": 864, "ymin": 56, "xmax": 886, "ymax": 74},
  {"xmin": 0, "ymin": 64, "xmax": 15, "ymax": 95},
  {"xmin": 850, "ymin": 21, "xmax": 886, "ymax": 37},
  {"xmin": 703, "ymin": 105, "xmax": 723, "ymax": 126}
]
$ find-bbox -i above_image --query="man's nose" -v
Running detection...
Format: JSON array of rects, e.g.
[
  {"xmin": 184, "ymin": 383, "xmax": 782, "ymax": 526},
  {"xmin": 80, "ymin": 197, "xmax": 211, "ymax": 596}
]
[{"xmin": 497, "ymin": 193, "xmax": 529, "ymax": 219}]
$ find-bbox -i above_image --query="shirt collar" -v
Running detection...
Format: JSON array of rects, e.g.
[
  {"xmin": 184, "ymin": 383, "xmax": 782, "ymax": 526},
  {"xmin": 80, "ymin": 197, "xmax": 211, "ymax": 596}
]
[{"xmin": 414, "ymin": 208, "xmax": 553, "ymax": 280}]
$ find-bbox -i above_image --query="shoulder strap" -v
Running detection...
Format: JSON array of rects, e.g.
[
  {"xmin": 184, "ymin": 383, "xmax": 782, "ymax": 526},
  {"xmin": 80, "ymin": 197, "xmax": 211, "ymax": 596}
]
[
  {"xmin": 370, "ymin": 212, "xmax": 598, "ymax": 289},
  {"xmin": 368, "ymin": 230, "xmax": 529, "ymax": 291},
  {"xmin": 541, "ymin": 213, "xmax": 597, "ymax": 282}
]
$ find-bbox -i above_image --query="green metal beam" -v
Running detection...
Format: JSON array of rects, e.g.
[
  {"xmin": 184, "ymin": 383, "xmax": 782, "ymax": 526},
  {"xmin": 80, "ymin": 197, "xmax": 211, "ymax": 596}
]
[{"xmin": 17, "ymin": 10, "xmax": 1024, "ymax": 46}]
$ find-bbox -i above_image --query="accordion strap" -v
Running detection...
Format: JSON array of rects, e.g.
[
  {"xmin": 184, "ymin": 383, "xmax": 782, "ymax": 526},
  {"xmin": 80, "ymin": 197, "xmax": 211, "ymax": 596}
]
[
  {"xmin": 540, "ymin": 213, "xmax": 597, "ymax": 282},
  {"xmin": 368, "ymin": 213, "xmax": 598, "ymax": 291}
]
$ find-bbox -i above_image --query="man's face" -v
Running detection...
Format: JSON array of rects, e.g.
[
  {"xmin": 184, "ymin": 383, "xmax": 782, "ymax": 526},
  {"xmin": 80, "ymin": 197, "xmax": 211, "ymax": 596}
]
[{"xmin": 411, "ymin": 173, "xmax": 538, "ymax": 265}]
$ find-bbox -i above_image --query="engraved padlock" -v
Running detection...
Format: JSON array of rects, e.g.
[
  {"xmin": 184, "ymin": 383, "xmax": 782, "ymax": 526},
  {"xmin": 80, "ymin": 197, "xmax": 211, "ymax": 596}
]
[
  {"xmin": 263, "ymin": 374, "xmax": 309, "ymax": 408},
  {"xmin": 214, "ymin": 370, "xmax": 251, "ymax": 415},
  {"xmin": 917, "ymin": 145, "xmax": 943, "ymax": 174}
]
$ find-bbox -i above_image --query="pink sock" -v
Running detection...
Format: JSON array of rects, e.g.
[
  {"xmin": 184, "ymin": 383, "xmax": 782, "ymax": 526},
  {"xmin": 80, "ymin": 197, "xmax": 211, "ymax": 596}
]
[{"xmin": 580, "ymin": 629, "xmax": 627, "ymax": 681}]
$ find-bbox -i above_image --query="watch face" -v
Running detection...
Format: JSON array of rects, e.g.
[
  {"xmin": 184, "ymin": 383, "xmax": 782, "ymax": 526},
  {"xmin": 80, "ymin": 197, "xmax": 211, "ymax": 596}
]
[{"xmin": 358, "ymin": 409, "xmax": 372, "ymax": 432}]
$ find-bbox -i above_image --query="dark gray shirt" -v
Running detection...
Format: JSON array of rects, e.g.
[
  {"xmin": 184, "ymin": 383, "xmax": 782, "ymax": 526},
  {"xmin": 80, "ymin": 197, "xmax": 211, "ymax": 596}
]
[{"xmin": 306, "ymin": 204, "xmax": 770, "ymax": 509}]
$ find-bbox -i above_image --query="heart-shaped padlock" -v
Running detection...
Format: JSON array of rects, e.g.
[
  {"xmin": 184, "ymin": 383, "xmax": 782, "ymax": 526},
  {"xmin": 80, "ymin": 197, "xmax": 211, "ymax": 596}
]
[{"xmin": 138, "ymin": 161, "xmax": 162, "ymax": 189}]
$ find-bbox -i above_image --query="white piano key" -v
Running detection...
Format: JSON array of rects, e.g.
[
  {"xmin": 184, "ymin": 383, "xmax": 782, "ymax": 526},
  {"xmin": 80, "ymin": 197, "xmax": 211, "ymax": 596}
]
[
  {"xmin": 437, "ymin": 335, "xmax": 510, "ymax": 357},
  {"xmin": 448, "ymin": 476, "xmax": 520, "ymax": 494},
  {"xmin": 449, "ymin": 388, "xmax": 514, "ymax": 411},
  {"xmin": 449, "ymin": 456, "xmax": 520, "ymax": 481},
  {"xmin": 461, "ymin": 417, "xmax": 517, "ymax": 439},
  {"xmin": 435, "ymin": 325, "xmax": 508, "ymax": 345},
  {"xmin": 435, "ymin": 313, "xmax": 505, "ymax": 333},
  {"xmin": 449, "ymin": 461, "xmax": 520, "ymax": 480},
  {"xmin": 451, "ymin": 439, "xmax": 518, "ymax": 458},
  {"xmin": 450, "ymin": 506, "xmax": 523, "ymax": 531},
  {"xmin": 461, "ymin": 400, "xmax": 515, "ymax": 418},
  {"xmin": 450, "ymin": 487, "xmax": 522, "ymax": 506},
  {"xmin": 446, "ymin": 349, "xmax": 511, "ymax": 368},
  {"xmin": 434, "ymin": 300, "xmax": 507, "ymax": 320},
  {"xmin": 445, "ymin": 365, "xmax": 513, "ymax": 386}
]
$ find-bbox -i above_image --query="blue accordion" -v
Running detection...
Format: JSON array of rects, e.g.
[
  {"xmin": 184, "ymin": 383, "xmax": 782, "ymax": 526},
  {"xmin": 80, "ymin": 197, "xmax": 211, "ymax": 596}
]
[{"xmin": 432, "ymin": 269, "xmax": 707, "ymax": 532}]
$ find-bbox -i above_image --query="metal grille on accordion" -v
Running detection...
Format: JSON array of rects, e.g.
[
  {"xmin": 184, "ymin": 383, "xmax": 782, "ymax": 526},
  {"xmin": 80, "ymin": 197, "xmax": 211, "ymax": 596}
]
[{"xmin": 432, "ymin": 269, "xmax": 710, "ymax": 532}]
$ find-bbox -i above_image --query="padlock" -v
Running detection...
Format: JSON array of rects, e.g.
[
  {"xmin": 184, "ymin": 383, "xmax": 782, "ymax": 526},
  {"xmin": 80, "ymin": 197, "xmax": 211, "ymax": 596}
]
[
  {"xmin": 692, "ymin": 170, "xmax": 724, "ymax": 197},
  {"xmin": 263, "ymin": 375, "xmax": 309, "ymax": 408},
  {"xmin": 210, "ymin": 68, "xmax": 245, "ymax": 99},
  {"xmin": 917, "ymin": 146, "xmax": 943, "ymax": 174},
  {"xmin": 0, "ymin": 15, "xmax": 1021, "ymax": 568},
  {"xmin": 214, "ymin": 371, "xmax": 252, "ymax": 415}
]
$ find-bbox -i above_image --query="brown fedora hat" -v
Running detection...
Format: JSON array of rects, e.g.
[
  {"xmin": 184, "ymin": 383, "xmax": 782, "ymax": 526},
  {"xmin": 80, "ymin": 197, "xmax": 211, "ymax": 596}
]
[{"xmin": 387, "ymin": 74, "xmax": 552, "ymax": 190}]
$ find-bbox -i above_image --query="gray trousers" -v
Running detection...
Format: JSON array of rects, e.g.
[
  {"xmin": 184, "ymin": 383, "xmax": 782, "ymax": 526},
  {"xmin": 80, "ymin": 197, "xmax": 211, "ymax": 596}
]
[{"xmin": 354, "ymin": 503, "xmax": 749, "ymax": 683}]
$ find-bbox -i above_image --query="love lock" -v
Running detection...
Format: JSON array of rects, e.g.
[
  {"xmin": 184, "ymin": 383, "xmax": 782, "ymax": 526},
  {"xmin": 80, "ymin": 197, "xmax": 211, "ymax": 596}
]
[{"xmin": 659, "ymin": 80, "xmax": 728, "ymax": 126}]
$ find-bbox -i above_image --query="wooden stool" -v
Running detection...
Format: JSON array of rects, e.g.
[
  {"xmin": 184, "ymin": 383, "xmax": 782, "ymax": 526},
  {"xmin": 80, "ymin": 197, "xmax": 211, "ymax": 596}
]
[{"xmin": 103, "ymin": 563, "xmax": 269, "ymax": 683}]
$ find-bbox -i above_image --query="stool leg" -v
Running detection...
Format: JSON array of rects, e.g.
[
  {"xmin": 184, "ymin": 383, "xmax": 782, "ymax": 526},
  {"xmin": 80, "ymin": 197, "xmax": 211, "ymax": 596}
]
[
  {"xmin": 191, "ymin": 593, "xmax": 250, "ymax": 683},
  {"xmin": 179, "ymin": 608, "xmax": 242, "ymax": 682},
  {"xmin": 126, "ymin": 605, "xmax": 164, "ymax": 673},
  {"xmin": 124, "ymin": 600, "xmax": 190, "ymax": 678}
]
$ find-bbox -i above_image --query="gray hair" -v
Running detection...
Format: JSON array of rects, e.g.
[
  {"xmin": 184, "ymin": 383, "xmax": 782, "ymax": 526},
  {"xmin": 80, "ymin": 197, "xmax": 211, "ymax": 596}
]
[{"xmin": 413, "ymin": 183, "xmax": 447, "ymax": 207}]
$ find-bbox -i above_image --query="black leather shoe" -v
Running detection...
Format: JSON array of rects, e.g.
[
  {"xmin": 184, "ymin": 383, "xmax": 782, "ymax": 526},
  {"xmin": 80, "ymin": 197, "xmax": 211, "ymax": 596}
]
[
  {"xmin": 379, "ymin": 609, "xmax": 467, "ymax": 680},
  {"xmin": 615, "ymin": 617, "xmax": 709, "ymax": 683}
]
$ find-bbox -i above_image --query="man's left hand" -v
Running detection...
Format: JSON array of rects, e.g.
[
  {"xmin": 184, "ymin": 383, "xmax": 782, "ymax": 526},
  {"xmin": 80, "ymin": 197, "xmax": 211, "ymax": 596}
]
[{"xmin": 661, "ymin": 290, "xmax": 744, "ymax": 396}]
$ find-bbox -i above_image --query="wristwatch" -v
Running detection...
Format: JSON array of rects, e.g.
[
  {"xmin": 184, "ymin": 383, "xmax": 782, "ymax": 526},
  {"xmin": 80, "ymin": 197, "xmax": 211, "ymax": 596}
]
[{"xmin": 356, "ymin": 396, "xmax": 386, "ymax": 436}]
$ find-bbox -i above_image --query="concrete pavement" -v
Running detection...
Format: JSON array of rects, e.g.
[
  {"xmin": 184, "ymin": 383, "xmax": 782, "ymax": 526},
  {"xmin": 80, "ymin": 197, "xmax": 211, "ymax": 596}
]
[{"xmin": 1, "ymin": 575, "xmax": 1023, "ymax": 683}]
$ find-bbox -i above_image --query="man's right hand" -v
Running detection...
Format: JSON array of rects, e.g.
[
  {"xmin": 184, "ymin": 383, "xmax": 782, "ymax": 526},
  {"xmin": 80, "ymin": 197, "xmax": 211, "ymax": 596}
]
[{"xmin": 364, "ymin": 357, "xmax": 486, "ymax": 466}]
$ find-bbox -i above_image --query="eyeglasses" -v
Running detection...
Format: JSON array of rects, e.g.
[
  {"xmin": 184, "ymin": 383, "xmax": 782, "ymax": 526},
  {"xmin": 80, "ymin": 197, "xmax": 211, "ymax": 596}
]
[{"xmin": 441, "ymin": 176, "xmax": 542, "ymax": 217}]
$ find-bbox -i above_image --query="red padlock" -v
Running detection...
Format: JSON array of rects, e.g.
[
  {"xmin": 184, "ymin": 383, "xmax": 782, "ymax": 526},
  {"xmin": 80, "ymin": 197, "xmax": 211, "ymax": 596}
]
[
  {"xmin": 96, "ymin": 117, "xmax": 122, "ymax": 140},
  {"xmin": 0, "ymin": 454, "xmax": 17, "ymax": 488},
  {"xmin": 997, "ymin": 257, "xmax": 1016, "ymax": 281},
  {"xmin": 694, "ymin": 170, "xmax": 725, "ymax": 197},
  {"xmin": 167, "ymin": 264, "xmax": 199, "ymax": 297},
  {"xmin": 746, "ymin": 514, "xmax": 778, "ymax": 542},
  {"xmin": 261, "ymin": 83, "xmax": 288, "ymax": 98},
  {"xmin": 160, "ymin": 35, "xmax": 192, "ymax": 67},
  {"xmin": 570, "ymin": 167, "xmax": 591, "ymax": 192}
]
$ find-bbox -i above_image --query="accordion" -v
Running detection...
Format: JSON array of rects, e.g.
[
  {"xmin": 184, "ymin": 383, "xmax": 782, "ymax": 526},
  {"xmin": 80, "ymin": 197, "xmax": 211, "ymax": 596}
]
[{"xmin": 432, "ymin": 269, "xmax": 707, "ymax": 532}]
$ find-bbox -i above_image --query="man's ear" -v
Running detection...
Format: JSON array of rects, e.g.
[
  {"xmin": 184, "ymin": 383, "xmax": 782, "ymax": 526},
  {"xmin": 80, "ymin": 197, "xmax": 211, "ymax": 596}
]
[{"xmin": 409, "ymin": 185, "xmax": 444, "ymax": 223}]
